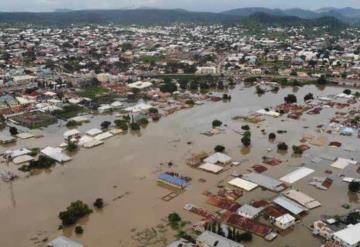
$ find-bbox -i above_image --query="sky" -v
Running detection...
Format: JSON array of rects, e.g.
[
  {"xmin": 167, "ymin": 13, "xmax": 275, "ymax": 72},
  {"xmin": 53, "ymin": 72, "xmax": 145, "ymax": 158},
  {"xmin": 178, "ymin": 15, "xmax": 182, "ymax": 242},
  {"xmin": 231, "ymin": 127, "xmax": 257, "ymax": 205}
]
[{"xmin": 1, "ymin": 0, "xmax": 360, "ymax": 12}]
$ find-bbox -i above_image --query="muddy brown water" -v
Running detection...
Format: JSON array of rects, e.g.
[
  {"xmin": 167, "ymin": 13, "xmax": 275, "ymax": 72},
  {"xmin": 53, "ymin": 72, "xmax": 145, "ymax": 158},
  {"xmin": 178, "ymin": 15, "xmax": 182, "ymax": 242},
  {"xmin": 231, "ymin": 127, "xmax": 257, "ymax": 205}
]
[{"xmin": 0, "ymin": 85, "xmax": 359, "ymax": 247}]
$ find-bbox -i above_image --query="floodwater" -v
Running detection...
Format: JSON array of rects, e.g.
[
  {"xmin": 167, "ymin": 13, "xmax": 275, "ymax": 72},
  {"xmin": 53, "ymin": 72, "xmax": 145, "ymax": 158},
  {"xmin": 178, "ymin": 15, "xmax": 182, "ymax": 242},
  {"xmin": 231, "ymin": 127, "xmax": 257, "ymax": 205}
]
[{"xmin": 0, "ymin": 85, "xmax": 359, "ymax": 247}]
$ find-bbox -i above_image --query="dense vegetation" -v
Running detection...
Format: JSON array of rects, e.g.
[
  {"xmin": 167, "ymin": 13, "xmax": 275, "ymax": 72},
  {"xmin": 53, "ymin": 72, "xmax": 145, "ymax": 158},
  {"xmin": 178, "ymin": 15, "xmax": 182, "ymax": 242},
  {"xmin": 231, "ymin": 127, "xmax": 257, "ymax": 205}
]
[
  {"xmin": 0, "ymin": 9, "xmax": 347, "ymax": 29},
  {"xmin": 58, "ymin": 200, "xmax": 93, "ymax": 226}
]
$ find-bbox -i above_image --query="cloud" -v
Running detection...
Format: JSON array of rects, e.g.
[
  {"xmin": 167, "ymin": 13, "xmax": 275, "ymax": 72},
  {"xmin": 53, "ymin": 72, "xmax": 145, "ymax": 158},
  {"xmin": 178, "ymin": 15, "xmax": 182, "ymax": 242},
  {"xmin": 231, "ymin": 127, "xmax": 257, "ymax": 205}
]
[{"xmin": 1, "ymin": 0, "xmax": 360, "ymax": 12}]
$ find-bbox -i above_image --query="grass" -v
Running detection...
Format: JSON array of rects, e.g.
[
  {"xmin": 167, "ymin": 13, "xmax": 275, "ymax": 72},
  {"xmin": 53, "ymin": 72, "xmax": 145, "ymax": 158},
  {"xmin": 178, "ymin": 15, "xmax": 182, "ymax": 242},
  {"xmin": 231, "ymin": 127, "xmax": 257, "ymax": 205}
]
[
  {"xmin": 52, "ymin": 104, "xmax": 86, "ymax": 120},
  {"xmin": 79, "ymin": 85, "xmax": 109, "ymax": 99}
]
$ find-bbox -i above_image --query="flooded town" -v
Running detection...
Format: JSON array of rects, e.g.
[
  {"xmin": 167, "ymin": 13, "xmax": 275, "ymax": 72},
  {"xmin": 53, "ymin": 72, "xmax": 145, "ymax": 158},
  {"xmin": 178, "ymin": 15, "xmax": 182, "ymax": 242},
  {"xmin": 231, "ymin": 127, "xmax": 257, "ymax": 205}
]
[{"xmin": 0, "ymin": 7, "xmax": 360, "ymax": 247}]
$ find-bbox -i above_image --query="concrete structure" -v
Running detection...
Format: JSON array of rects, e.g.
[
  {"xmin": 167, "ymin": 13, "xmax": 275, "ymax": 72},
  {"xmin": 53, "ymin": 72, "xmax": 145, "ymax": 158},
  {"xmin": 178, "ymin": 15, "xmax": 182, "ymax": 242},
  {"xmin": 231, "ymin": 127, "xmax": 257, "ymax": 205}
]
[
  {"xmin": 280, "ymin": 167, "xmax": 314, "ymax": 184},
  {"xmin": 333, "ymin": 223, "xmax": 360, "ymax": 247},
  {"xmin": 228, "ymin": 177, "xmax": 258, "ymax": 191},
  {"xmin": 237, "ymin": 204, "xmax": 263, "ymax": 219},
  {"xmin": 275, "ymin": 214, "xmax": 296, "ymax": 230},
  {"xmin": 199, "ymin": 163, "xmax": 224, "ymax": 174},
  {"xmin": 283, "ymin": 190, "xmax": 321, "ymax": 209},
  {"xmin": 196, "ymin": 231, "xmax": 244, "ymax": 247},
  {"xmin": 47, "ymin": 236, "xmax": 83, "ymax": 247},
  {"xmin": 273, "ymin": 196, "xmax": 307, "ymax": 215}
]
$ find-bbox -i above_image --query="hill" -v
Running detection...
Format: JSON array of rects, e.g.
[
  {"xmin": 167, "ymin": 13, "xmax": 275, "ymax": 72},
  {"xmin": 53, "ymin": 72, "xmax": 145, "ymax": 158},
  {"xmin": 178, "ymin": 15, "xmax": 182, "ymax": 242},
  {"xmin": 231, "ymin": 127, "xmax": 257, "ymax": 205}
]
[{"xmin": 0, "ymin": 8, "xmax": 348, "ymax": 28}]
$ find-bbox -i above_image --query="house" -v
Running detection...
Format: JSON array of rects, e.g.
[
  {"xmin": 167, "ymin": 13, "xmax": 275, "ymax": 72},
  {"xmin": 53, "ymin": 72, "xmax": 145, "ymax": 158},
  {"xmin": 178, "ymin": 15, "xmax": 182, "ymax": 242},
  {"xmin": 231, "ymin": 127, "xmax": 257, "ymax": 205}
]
[
  {"xmin": 196, "ymin": 66, "xmax": 217, "ymax": 75},
  {"xmin": 167, "ymin": 239, "xmax": 195, "ymax": 247},
  {"xmin": 158, "ymin": 173, "xmax": 188, "ymax": 190},
  {"xmin": 127, "ymin": 81, "xmax": 152, "ymax": 90},
  {"xmin": 63, "ymin": 129, "xmax": 81, "ymax": 140},
  {"xmin": 313, "ymin": 220, "xmax": 334, "ymax": 240},
  {"xmin": 273, "ymin": 196, "xmax": 307, "ymax": 216},
  {"xmin": 282, "ymin": 190, "xmax": 321, "ymax": 209},
  {"xmin": 196, "ymin": 231, "xmax": 244, "ymax": 247},
  {"xmin": 47, "ymin": 236, "xmax": 84, "ymax": 247},
  {"xmin": 203, "ymin": 153, "xmax": 232, "ymax": 164},
  {"xmin": 333, "ymin": 223, "xmax": 360, "ymax": 247},
  {"xmin": 41, "ymin": 146, "xmax": 72, "ymax": 163},
  {"xmin": 236, "ymin": 204, "xmax": 263, "ymax": 219},
  {"xmin": 242, "ymin": 173, "xmax": 286, "ymax": 192},
  {"xmin": 274, "ymin": 214, "xmax": 296, "ymax": 230}
]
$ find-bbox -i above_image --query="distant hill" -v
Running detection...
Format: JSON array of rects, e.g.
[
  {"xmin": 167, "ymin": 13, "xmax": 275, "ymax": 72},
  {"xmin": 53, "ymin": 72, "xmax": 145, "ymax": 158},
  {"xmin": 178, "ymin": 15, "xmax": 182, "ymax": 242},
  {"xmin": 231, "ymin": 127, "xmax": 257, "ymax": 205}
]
[
  {"xmin": 222, "ymin": 7, "xmax": 360, "ymax": 25},
  {"xmin": 0, "ymin": 8, "xmax": 348, "ymax": 28},
  {"xmin": 247, "ymin": 12, "xmax": 346, "ymax": 28}
]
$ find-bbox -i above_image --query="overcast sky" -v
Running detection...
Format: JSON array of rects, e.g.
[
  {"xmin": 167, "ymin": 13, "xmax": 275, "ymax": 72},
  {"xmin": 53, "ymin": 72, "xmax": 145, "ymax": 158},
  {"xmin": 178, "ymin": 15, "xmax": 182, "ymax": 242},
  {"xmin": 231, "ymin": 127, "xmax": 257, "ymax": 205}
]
[{"xmin": 2, "ymin": 0, "xmax": 360, "ymax": 12}]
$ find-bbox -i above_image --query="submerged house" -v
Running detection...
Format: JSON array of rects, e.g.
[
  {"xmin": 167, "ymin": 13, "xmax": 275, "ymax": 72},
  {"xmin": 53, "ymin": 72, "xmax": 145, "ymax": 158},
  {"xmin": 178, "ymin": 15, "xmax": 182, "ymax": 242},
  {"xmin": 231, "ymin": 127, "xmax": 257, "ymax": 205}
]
[
  {"xmin": 47, "ymin": 236, "xmax": 84, "ymax": 247},
  {"xmin": 158, "ymin": 173, "xmax": 188, "ymax": 190},
  {"xmin": 196, "ymin": 231, "xmax": 244, "ymax": 247}
]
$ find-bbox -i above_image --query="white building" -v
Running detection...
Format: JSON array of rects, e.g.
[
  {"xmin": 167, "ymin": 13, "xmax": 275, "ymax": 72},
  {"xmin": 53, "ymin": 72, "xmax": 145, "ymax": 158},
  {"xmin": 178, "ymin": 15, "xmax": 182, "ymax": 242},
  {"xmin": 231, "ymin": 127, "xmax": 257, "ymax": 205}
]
[
  {"xmin": 333, "ymin": 223, "xmax": 360, "ymax": 247},
  {"xmin": 196, "ymin": 231, "xmax": 244, "ymax": 247},
  {"xmin": 236, "ymin": 204, "xmax": 263, "ymax": 219},
  {"xmin": 196, "ymin": 66, "xmax": 217, "ymax": 75},
  {"xmin": 48, "ymin": 236, "xmax": 83, "ymax": 247},
  {"xmin": 275, "ymin": 214, "xmax": 296, "ymax": 230}
]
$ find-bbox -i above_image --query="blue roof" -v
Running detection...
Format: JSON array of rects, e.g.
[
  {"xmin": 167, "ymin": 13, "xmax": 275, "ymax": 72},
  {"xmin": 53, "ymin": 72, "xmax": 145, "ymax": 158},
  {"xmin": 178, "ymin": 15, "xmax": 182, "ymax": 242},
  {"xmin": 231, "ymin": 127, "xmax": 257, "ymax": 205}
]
[{"xmin": 159, "ymin": 173, "xmax": 188, "ymax": 187}]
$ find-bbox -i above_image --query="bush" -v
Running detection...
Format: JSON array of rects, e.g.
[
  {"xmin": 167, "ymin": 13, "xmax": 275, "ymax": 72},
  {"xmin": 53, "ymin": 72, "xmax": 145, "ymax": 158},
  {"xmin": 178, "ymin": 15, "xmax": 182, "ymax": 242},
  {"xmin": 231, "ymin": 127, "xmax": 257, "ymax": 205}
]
[
  {"xmin": 284, "ymin": 94, "xmax": 297, "ymax": 104},
  {"xmin": 212, "ymin": 119, "xmax": 222, "ymax": 128},
  {"xmin": 93, "ymin": 198, "xmax": 104, "ymax": 209},
  {"xmin": 277, "ymin": 142, "xmax": 288, "ymax": 151},
  {"xmin": 9, "ymin": 126, "xmax": 18, "ymax": 136},
  {"xmin": 345, "ymin": 212, "xmax": 360, "ymax": 225},
  {"xmin": 168, "ymin": 212, "xmax": 182, "ymax": 228},
  {"xmin": 75, "ymin": 226, "xmax": 84, "ymax": 234},
  {"xmin": 239, "ymin": 232, "xmax": 252, "ymax": 242},
  {"xmin": 255, "ymin": 86, "xmax": 265, "ymax": 94},
  {"xmin": 66, "ymin": 120, "xmax": 79, "ymax": 128},
  {"xmin": 268, "ymin": 133, "xmax": 276, "ymax": 140},
  {"xmin": 241, "ymin": 125, "xmax": 250, "ymax": 130},
  {"xmin": 343, "ymin": 89, "xmax": 352, "ymax": 95},
  {"xmin": 138, "ymin": 117, "xmax": 149, "ymax": 125},
  {"xmin": 30, "ymin": 147, "xmax": 40, "ymax": 157},
  {"xmin": 349, "ymin": 181, "xmax": 360, "ymax": 193},
  {"xmin": 19, "ymin": 155, "xmax": 56, "ymax": 172},
  {"xmin": 58, "ymin": 200, "xmax": 93, "ymax": 226},
  {"xmin": 149, "ymin": 107, "xmax": 158, "ymax": 114},
  {"xmin": 66, "ymin": 140, "xmax": 78, "ymax": 152},
  {"xmin": 160, "ymin": 82, "xmax": 177, "ymax": 93},
  {"xmin": 292, "ymin": 145, "xmax": 303, "ymax": 154},
  {"xmin": 101, "ymin": 121, "xmax": 111, "ymax": 129},
  {"xmin": 214, "ymin": 145, "xmax": 225, "ymax": 153},
  {"xmin": 168, "ymin": 212, "xmax": 181, "ymax": 223},
  {"xmin": 316, "ymin": 75, "xmax": 328, "ymax": 85},
  {"xmin": 130, "ymin": 122, "xmax": 140, "ymax": 131},
  {"xmin": 241, "ymin": 131, "xmax": 251, "ymax": 146},
  {"xmin": 114, "ymin": 119, "xmax": 128, "ymax": 130},
  {"xmin": 304, "ymin": 93, "xmax": 314, "ymax": 101}
]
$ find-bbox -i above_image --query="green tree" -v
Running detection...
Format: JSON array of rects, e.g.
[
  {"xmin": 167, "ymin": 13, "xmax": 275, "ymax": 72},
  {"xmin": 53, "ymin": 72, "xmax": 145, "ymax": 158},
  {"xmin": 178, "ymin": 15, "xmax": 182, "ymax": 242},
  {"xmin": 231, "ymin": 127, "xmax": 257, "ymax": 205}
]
[
  {"xmin": 241, "ymin": 131, "xmax": 251, "ymax": 146},
  {"xmin": 93, "ymin": 198, "xmax": 104, "ymax": 209},
  {"xmin": 292, "ymin": 145, "xmax": 303, "ymax": 154},
  {"xmin": 277, "ymin": 142, "xmax": 288, "ymax": 151},
  {"xmin": 75, "ymin": 226, "xmax": 84, "ymax": 234},
  {"xmin": 58, "ymin": 201, "xmax": 92, "ymax": 226},
  {"xmin": 114, "ymin": 119, "xmax": 128, "ymax": 130},
  {"xmin": 284, "ymin": 94, "xmax": 297, "ymax": 104},
  {"xmin": 214, "ymin": 145, "xmax": 225, "ymax": 153},
  {"xmin": 304, "ymin": 93, "xmax": 314, "ymax": 101},
  {"xmin": 212, "ymin": 119, "xmax": 222, "ymax": 128},
  {"xmin": 101, "ymin": 121, "xmax": 111, "ymax": 129},
  {"xmin": 349, "ymin": 181, "xmax": 360, "ymax": 193},
  {"xmin": 9, "ymin": 126, "xmax": 18, "ymax": 136}
]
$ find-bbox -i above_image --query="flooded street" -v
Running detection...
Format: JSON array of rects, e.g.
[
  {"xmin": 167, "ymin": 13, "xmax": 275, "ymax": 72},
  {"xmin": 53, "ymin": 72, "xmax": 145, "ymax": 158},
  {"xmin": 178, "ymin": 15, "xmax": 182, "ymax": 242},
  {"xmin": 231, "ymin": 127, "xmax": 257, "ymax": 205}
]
[{"xmin": 0, "ymin": 85, "xmax": 359, "ymax": 247}]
